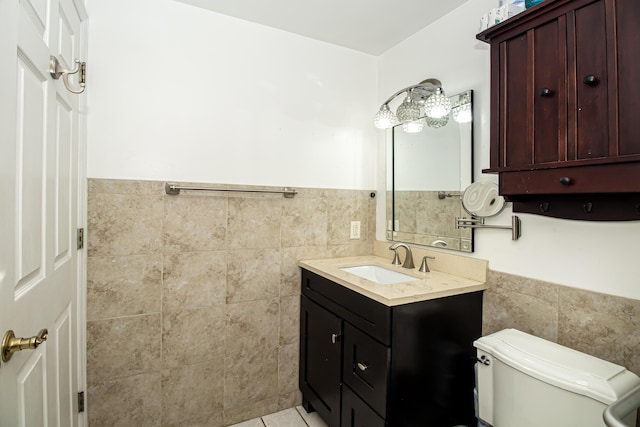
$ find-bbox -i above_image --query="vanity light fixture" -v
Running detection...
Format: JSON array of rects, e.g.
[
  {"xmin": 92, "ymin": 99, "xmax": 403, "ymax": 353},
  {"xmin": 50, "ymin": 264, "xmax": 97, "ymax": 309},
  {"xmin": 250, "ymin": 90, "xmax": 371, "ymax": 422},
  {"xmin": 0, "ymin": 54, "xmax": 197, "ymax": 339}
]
[{"xmin": 373, "ymin": 78, "xmax": 451, "ymax": 131}]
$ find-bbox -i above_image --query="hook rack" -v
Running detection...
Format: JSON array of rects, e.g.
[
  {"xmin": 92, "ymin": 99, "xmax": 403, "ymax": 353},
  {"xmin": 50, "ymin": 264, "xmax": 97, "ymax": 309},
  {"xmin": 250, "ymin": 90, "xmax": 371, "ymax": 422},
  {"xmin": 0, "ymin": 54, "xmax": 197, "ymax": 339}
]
[
  {"xmin": 455, "ymin": 215, "xmax": 522, "ymax": 240},
  {"xmin": 49, "ymin": 56, "xmax": 86, "ymax": 94}
]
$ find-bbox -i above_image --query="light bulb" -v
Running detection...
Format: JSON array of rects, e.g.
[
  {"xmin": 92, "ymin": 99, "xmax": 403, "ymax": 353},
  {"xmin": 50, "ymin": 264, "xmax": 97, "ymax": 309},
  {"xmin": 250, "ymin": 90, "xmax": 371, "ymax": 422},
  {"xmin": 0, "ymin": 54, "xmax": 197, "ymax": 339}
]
[{"xmin": 424, "ymin": 87, "xmax": 452, "ymax": 119}]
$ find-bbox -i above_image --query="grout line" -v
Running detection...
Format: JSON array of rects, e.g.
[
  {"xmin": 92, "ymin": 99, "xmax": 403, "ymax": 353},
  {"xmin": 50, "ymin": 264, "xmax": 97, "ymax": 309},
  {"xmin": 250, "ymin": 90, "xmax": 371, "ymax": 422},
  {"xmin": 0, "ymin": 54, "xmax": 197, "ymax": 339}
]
[{"xmin": 294, "ymin": 407, "xmax": 311, "ymax": 426}]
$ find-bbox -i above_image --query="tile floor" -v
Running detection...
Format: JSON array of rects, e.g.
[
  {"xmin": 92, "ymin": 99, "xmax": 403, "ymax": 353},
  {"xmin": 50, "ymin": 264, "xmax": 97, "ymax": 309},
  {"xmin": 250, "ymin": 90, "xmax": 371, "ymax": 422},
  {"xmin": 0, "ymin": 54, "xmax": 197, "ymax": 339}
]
[{"xmin": 229, "ymin": 406, "xmax": 329, "ymax": 427}]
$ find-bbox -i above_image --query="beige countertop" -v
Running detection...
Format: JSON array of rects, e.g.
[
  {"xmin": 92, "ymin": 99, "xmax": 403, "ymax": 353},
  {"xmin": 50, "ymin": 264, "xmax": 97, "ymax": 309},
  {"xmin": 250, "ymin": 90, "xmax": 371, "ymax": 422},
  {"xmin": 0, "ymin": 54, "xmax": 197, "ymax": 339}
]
[{"xmin": 299, "ymin": 255, "xmax": 487, "ymax": 307}]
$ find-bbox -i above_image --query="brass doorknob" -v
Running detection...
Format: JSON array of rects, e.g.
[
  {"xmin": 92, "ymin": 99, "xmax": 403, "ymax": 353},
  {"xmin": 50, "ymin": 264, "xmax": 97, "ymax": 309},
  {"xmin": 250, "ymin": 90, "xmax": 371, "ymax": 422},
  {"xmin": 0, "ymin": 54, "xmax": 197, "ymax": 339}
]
[{"xmin": 1, "ymin": 329, "xmax": 48, "ymax": 363}]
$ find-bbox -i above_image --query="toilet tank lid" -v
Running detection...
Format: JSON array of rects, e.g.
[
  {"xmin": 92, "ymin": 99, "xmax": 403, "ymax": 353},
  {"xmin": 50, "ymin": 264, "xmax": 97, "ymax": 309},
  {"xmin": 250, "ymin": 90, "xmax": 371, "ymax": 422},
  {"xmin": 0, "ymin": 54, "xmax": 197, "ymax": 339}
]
[{"xmin": 474, "ymin": 329, "xmax": 640, "ymax": 405}]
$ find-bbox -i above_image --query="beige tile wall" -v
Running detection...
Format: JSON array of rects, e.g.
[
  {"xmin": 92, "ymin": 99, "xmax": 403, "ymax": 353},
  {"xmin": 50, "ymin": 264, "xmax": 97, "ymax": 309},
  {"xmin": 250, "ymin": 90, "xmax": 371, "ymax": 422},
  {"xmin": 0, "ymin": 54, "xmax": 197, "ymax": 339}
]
[
  {"xmin": 483, "ymin": 269, "xmax": 640, "ymax": 378},
  {"xmin": 86, "ymin": 178, "xmax": 376, "ymax": 426}
]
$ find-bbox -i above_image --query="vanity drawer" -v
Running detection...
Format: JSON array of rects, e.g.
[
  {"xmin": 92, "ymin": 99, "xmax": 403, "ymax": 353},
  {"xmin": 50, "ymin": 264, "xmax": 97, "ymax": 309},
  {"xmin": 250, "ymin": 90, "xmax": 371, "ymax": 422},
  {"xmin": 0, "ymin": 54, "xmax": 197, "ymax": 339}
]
[
  {"xmin": 343, "ymin": 322, "xmax": 390, "ymax": 417},
  {"xmin": 302, "ymin": 269, "xmax": 391, "ymax": 345},
  {"xmin": 341, "ymin": 385, "xmax": 386, "ymax": 427}
]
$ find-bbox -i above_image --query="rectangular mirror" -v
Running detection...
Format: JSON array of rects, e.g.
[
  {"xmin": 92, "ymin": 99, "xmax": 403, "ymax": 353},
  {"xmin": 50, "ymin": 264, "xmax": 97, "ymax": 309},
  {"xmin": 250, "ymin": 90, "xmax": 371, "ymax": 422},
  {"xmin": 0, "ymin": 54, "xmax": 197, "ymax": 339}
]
[{"xmin": 386, "ymin": 90, "xmax": 474, "ymax": 252}]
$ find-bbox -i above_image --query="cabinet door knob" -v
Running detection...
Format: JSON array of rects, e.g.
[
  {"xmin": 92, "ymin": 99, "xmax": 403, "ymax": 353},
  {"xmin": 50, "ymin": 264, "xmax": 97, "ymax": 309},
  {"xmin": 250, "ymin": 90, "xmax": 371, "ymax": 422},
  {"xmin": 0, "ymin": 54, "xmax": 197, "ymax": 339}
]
[
  {"xmin": 540, "ymin": 88, "xmax": 552, "ymax": 96},
  {"xmin": 583, "ymin": 75, "xmax": 598, "ymax": 86},
  {"xmin": 559, "ymin": 176, "xmax": 572, "ymax": 186},
  {"xmin": 356, "ymin": 362, "xmax": 368, "ymax": 371},
  {"xmin": 331, "ymin": 333, "xmax": 340, "ymax": 344}
]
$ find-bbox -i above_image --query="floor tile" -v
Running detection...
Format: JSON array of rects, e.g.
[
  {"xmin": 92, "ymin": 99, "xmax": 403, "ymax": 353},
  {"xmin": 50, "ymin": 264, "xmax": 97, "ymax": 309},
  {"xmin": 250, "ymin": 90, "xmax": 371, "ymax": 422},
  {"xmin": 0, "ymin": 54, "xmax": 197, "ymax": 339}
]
[
  {"xmin": 296, "ymin": 406, "xmax": 329, "ymax": 427},
  {"xmin": 263, "ymin": 408, "xmax": 307, "ymax": 426},
  {"xmin": 227, "ymin": 418, "xmax": 265, "ymax": 427}
]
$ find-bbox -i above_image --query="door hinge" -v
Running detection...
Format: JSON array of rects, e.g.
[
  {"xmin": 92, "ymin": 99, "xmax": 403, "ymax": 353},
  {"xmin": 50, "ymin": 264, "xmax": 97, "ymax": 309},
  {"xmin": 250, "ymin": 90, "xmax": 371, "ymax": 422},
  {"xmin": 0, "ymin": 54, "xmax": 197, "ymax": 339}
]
[
  {"xmin": 77, "ymin": 391, "xmax": 85, "ymax": 413},
  {"xmin": 77, "ymin": 228, "xmax": 84, "ymax": 250}
]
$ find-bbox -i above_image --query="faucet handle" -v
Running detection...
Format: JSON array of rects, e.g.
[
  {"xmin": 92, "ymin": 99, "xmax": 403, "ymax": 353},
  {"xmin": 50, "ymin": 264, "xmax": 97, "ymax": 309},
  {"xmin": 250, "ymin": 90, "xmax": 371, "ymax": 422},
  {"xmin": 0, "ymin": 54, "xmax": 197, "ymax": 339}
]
[
  {"xmin": 390, "ymin": 248, "xmax": 401, "ymax": 265},
  {"xmin": 419, "ymin": 256, "xmax": 436, "ymax": 273}
]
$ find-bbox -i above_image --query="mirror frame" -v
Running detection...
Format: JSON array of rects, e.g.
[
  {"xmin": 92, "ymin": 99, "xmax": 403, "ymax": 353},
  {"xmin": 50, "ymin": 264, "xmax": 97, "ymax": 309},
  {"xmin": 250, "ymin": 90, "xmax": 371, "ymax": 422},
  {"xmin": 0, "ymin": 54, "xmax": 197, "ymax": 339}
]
[{"xmin": 387, "ymin": 89, "xmax": 474, "ymax": 252}]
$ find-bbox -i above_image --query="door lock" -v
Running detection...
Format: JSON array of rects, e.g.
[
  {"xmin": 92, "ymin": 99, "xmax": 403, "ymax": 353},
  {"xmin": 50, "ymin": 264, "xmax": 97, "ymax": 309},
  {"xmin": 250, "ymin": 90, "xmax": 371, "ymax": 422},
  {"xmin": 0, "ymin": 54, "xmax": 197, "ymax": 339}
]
[{"xmin": 1, "ymin": 329, "xmax": 48, "ymax": 363}]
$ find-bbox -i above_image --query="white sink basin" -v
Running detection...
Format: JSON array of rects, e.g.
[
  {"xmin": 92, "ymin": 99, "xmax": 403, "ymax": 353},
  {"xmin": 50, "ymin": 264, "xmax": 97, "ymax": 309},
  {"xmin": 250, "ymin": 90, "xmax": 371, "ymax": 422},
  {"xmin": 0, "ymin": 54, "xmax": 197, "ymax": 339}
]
[{"xmin": 340, "ymin": 265, "xmax": 418, "ymax": 285}]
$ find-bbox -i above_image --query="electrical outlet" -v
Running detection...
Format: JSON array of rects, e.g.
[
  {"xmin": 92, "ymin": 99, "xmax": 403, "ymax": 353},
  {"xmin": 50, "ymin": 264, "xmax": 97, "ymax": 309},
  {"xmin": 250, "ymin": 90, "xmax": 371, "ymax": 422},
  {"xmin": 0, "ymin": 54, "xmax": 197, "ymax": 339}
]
[{"xmin": 350, "ymin": 221, "xmax": 361, "ymax": 239}]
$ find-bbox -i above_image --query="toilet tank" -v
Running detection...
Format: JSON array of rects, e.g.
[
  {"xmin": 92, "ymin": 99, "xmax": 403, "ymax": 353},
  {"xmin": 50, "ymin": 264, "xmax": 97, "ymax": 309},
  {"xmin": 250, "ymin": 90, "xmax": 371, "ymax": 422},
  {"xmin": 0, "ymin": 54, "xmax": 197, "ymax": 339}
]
[{"xmin": 474, "ymin": 329, "xmax": 640, "ymax": 427}]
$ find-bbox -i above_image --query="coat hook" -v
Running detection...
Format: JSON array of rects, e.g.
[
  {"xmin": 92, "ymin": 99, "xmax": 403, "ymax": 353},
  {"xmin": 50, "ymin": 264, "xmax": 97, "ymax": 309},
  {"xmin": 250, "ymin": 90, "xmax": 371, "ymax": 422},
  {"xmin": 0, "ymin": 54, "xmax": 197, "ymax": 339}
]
[{"xmin": 49, "ymin": 56, "xmax": 86, "ymax": 94}]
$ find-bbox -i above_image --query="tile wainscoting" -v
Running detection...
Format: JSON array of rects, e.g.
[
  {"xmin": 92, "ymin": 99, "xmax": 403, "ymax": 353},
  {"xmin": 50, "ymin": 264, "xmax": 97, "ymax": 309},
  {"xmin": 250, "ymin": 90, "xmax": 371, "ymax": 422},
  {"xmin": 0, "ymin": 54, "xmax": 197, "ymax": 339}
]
[
  {"xmin": 86, "ymin": 179, "xmax": 639, "ymax": 426},
  {"xmin": 483, "ymin": 269, "xmax": 640, "ymax": 378},
  {"xmin": 86, "ymin": 178, "xmax": 376, "ymax": 426}
]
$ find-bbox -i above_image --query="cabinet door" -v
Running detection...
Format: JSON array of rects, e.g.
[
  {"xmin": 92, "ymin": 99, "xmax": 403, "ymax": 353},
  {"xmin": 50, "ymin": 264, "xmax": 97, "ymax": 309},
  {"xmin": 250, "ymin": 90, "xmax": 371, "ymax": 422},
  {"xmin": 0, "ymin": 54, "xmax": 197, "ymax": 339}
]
[
  {"xmin": 300, "ymin": 295, "xmax": 343, "ymax": 427},
  {"xmin": 614, "ymin": 0, "xmax": 640, "ymax": 157},
  {"xmin": 341, "ymin": 386, "xmax": 386, "ymax": 427},
  {"xmin": 571, "ymin": 0, "xmax": 609, "ymax": 160},
  {"xmin": 500, "ymin": 16, "xmax": 567, "ymax": 169}
]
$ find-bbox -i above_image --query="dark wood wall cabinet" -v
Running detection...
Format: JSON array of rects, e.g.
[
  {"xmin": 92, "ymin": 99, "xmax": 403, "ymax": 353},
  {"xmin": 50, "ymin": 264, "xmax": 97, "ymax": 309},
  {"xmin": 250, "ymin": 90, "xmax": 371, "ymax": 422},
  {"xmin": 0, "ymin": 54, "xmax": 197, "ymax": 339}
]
[
  {"xmin": 299, "ymin": 269, "xmax": 483, "ymax": 427},
  {"xmin": 477, "ymin": 0, "xmax": 640, "ymax": 220}
]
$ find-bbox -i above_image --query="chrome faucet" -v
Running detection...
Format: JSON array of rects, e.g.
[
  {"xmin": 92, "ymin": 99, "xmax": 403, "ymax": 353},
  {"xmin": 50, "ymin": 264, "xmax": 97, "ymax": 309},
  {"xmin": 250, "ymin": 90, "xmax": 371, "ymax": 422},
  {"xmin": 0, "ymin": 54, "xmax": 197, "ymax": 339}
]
[{"xmin": 389, "ymin": 243, "xmax": 415, "ymax": 269}]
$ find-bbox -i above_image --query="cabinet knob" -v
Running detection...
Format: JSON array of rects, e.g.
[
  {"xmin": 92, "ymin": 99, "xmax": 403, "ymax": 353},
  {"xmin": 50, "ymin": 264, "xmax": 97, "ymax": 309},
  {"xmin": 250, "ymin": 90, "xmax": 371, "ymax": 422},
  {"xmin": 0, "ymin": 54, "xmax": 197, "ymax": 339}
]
[
  {"xmin": 583, "ymin": 75, "xmax": 598, "ymax": 86},
  {"xmin": 540, "ymin": 88, "xmax": 552, "ymax": 97},
  {"xmin": 559, "ymin": 176, "xmax": 572, "ymax": 186},
  {"xmin": 356, "ymin": 362, "xmax": 369, "ymax": 371},
  {"xmin": 331, "ymin": 333, "xmax": 340, "ymax": 344}
]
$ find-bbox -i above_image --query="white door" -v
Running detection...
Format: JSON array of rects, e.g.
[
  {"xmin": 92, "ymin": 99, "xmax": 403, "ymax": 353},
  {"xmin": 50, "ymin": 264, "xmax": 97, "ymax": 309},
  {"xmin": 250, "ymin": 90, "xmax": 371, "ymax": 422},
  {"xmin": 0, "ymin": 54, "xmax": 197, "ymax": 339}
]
[{"xmin": 0, "ymin": 0, "xmax": 87, "ymax": 425}]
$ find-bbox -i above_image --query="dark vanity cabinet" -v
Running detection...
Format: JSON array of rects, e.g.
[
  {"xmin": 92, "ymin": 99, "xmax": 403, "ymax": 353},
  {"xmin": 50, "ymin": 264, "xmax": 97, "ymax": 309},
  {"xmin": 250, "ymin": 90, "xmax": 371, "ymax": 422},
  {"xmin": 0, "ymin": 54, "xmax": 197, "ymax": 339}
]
[
  {"xmin": 299, "ymin": 269, "xmax": 483, "ymax": 427},
  {"xmin": 477, "ymin": 0, "xmax": 640, "ymax": 220}
]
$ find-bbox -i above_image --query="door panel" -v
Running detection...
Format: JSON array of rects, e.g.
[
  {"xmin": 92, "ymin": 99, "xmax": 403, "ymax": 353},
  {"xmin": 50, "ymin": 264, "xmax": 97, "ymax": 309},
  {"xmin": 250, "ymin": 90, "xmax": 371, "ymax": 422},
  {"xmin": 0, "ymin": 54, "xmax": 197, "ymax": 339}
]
[
  {"xmin": 17, "ymin": 350, "xmax": 48, "ymax": 427},
  {"xmin": 0, "ymin": 0, "xmax": 86, "ymax": 425},
  {"xmin": 615, "ymin": 0, "xmax": 640, "ymax": 156},
  {"xmin": 501, "ymin": 33, "xmax": 529, "ymax": 168},
  {"xmin": 15, "ymin": 51, "xmax": 47, "ymax": 294},
  {"xmin": 54, "ymin": 94, "xmax": 73, "ymax": 267},
  {"xmin": 573, "ymin": 0, "xmax": 608, "ymax": 159}
]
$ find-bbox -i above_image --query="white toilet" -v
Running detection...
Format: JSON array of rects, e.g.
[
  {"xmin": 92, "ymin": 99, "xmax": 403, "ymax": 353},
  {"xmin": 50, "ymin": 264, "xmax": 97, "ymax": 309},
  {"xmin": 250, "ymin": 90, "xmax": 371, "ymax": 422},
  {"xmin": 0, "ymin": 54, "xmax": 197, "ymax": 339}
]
[{"xmin": 474, "ymin": 328, "xmax": 640, "ymax": 427}]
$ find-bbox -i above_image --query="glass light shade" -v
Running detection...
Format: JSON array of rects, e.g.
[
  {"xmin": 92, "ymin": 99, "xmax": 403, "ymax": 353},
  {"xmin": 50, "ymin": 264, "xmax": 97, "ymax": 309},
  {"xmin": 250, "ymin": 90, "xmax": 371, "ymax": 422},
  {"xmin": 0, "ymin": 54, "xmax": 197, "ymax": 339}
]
[
  {"xmin": 374, "ymin": 104, "xmax": 398, "ymax": 129},
  {"xmin": 402, "ymin": 119, "xmax": 424, "ymax": 133},
  {"xmin": 396, "ymin": 93, "xmax": 420, "ymax": 123},
  {"xmin": 424, "ymin": 88, "xmax": 452, "ymax": 119},
  {"xmin": 426, "ymin": 114, "xmax": 449, "ymax": 128}
]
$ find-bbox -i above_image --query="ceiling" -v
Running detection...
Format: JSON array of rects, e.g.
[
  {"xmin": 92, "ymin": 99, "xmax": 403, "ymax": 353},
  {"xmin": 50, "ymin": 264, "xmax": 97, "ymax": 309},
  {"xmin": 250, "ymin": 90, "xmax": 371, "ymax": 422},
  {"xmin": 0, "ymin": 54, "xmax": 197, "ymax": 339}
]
[{"xmin": 174, "ymin": 0, "xmax": 470, "ymax": 55}]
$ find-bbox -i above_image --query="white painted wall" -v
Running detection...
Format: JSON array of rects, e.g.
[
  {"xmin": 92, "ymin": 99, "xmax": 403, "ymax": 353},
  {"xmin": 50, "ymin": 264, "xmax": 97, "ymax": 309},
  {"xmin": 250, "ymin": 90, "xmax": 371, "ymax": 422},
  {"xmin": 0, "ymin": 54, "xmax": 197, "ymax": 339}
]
[
  {"xmin": 86, "ymin": 0, "xmax": 378, "ymax": 190},
  {"xmin": 87, "ymin": 0, "xmax": 639, "ymax": 299},
  {"xmin": 376, "ymin": 0, "xmax": 640, "ymax": 300}
]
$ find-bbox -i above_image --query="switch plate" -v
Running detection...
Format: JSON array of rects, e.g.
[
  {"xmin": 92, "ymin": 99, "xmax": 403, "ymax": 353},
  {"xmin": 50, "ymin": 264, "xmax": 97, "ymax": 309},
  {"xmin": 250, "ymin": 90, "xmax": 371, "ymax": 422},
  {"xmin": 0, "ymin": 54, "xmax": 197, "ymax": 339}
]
[{"xmin": 350, "ymin": 221, "xmax": 361, "ymax": 239}]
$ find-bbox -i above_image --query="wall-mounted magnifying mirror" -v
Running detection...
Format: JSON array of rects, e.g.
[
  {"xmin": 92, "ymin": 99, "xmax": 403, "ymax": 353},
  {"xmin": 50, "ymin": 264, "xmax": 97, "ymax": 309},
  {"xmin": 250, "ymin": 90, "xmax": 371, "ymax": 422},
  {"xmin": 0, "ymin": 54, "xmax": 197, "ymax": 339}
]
[
  {"xmin": 461, "ymin": 181, "xmax": 505, "ymax": 217},
  {"xmin": 386, "ymin": 90, "xmax": 474, "ymax": 252},
  {"xmin": 456, "ymin": 181, "xmax": 522, "ymax": 241}
]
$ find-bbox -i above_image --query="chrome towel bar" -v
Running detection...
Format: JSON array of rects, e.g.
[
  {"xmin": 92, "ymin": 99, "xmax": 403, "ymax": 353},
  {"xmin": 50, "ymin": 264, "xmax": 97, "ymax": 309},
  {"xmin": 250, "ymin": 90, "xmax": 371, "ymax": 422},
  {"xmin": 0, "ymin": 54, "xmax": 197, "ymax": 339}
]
[{"xmin": 165, "ymin": 183, "xmax": 298, "ymax": 198}]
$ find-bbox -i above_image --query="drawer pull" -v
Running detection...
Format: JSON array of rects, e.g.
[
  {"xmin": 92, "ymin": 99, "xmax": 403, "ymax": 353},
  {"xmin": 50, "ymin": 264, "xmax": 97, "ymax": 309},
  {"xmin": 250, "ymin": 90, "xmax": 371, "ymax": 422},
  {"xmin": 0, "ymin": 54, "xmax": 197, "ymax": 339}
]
[
  {"xmin": 540, "ymin": 87, "xmax": 552, "ymax": 97},
  {"xmin": 583, "ymin": 75, "xmax": 598, "ymax": 86},
  {"xmin": 331, "ymin": 333, "xmax": 340, "ymax": 344},
  {"xmin": 559, "ymin": 176, "xmax": 572, "ymax": 186},
  {"xmin": 357, "ymin": 362, "xmax": 369, "ymax": 371}
]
